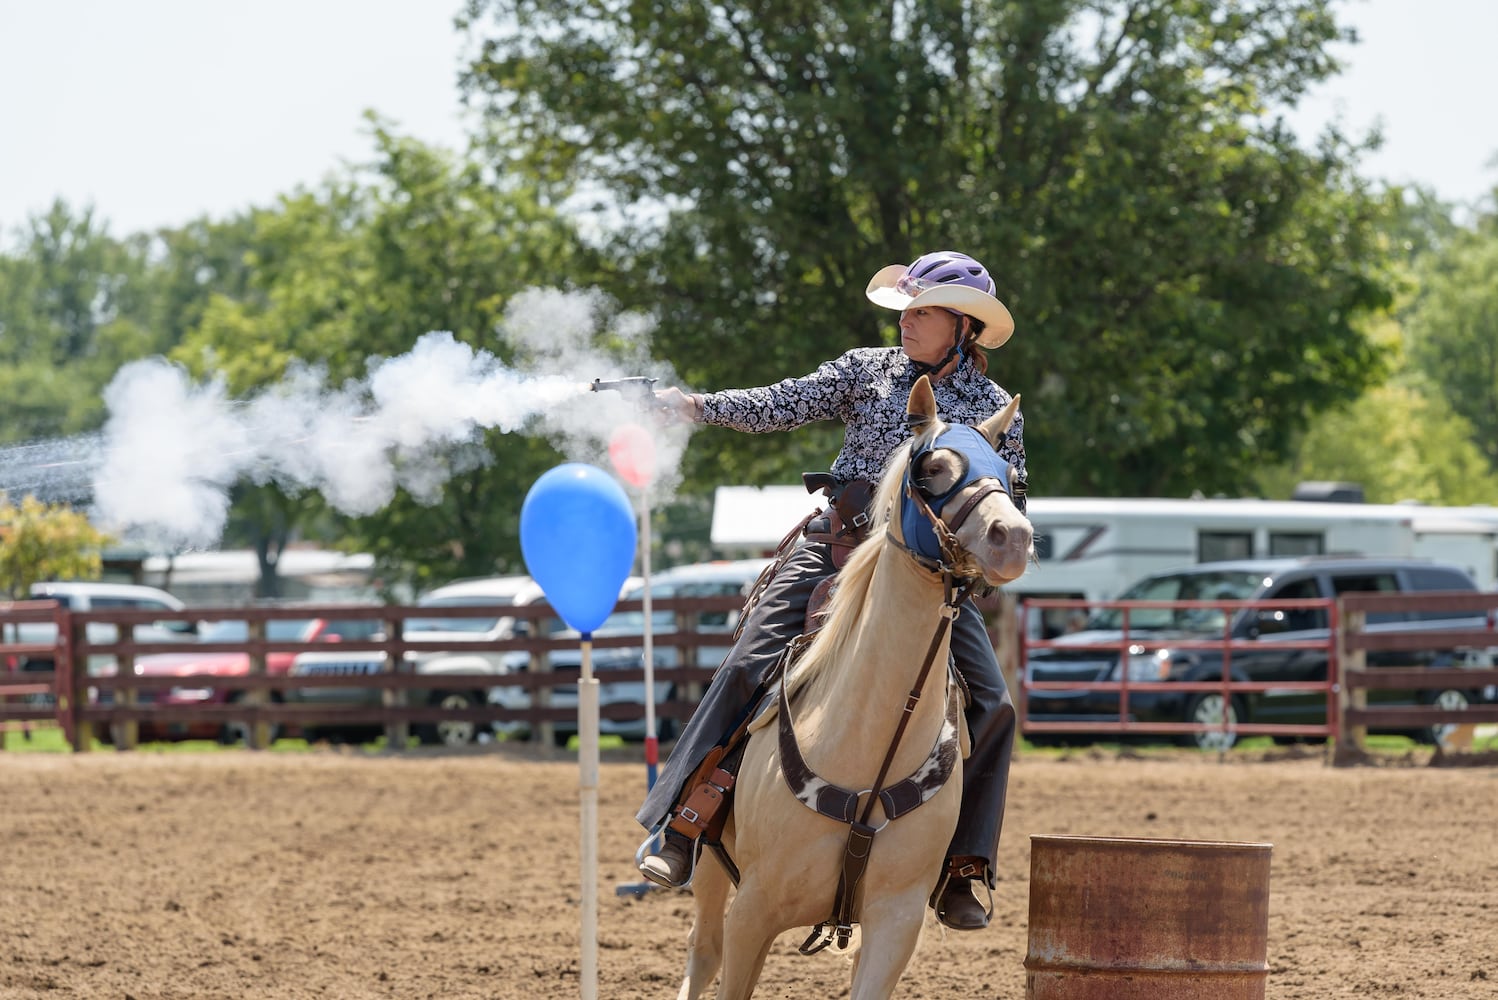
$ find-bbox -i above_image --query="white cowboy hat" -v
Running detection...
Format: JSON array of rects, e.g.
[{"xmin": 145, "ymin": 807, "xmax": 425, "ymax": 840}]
[{"xmin": 865, "ymin": 263, "xmax": 1015, "ymax": 348}]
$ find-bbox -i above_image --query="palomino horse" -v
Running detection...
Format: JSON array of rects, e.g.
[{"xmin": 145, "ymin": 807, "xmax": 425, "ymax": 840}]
[{"xmin": 675, "ymin": 375, "xmax": 1033, "ymax": 999}]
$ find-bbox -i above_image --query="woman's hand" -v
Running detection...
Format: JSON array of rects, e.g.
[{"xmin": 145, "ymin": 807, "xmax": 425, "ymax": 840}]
[{"xmin": 655, "ymin": 387, "xmax": 702, "ymax": 424}]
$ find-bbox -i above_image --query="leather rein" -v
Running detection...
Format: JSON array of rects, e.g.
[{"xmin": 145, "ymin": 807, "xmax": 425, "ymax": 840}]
[{"xmin": 795, "ymin": 451, "xmax": 1003, "ymax": 954}]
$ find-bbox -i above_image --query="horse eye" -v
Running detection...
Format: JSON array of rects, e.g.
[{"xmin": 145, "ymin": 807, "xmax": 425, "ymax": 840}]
[{"xmin": 919, "ymin": 452, "xmax": 962, "ymax": 491}]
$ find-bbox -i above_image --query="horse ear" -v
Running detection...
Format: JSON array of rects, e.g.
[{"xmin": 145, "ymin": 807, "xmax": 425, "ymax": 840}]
[
  {"xmin": 978, "ymin": 394, "xmax": 1021, "ymax": 448},
  {"xmin": 907, "ymin": 375, "xmax": 937, "ymax": 428}
]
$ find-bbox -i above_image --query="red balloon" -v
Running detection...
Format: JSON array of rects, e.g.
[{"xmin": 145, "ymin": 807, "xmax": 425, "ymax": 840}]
[{"xmin": 608, "ymin": 423, "xmax": 657, "ymax": 488}]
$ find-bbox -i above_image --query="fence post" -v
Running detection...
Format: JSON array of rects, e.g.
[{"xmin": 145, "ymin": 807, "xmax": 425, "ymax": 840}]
[
  {"xmin": 993, "ymin": 593, "xmax": 1020, "ymax": 697},
  {"xmin": 1333, "ymin": 603, "xmax": 1367, "ymax": 765},
  {"xmin": 534, "ymin": 615, "xmax": 556, "ymax": 749},
  {"xmin": 247, "ymin": 618, "xmax": 270, "ymax": 750},
  {"xmin": 383, "ymin": 615, "xmax": 409, "ymax": 750},
  {"xmin": 115, "ymin": 617, "xmax": 139, "ymax": 751},
  {"xmin": 62, "ymin": 610, "xmax": 90, "ymax": 752}
]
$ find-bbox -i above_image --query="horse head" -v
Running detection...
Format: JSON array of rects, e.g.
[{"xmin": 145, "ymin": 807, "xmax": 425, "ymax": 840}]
[{"xmin": 892, "ymin": 375, "xmax": 1034, "ymax": 588}]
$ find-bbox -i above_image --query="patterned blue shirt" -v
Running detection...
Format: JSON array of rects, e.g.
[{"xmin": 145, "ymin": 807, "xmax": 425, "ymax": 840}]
[{"xmin": 698, "ymin": 347, "xmax": 1027, "ymax": 492}]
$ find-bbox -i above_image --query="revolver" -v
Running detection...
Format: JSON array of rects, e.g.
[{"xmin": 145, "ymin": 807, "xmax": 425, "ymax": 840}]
[{"xmin": 590, "ymin": 377, "xmax": 673, "ymax": 415}]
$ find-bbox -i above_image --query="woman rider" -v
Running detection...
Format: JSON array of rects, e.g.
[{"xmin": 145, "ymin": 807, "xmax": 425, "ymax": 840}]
[{"xmin": 637, "ymin": 250, "xmax": 1029, "ymax": 931}]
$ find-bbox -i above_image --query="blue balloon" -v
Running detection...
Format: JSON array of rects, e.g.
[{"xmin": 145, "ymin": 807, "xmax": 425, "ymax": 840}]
[{"xmin": 520, "ymin": 463, "xmax": 638, "ymax": 634}]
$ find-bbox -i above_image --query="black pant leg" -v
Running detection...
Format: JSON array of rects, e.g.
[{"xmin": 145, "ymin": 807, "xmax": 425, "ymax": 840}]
[
  {"xmin": 945, "ymin": 600, "xmax": 1017, "ymax": 885},
  {"xmin": 635, "ymin": 541, "xmax": 835, "ymax": 831}
]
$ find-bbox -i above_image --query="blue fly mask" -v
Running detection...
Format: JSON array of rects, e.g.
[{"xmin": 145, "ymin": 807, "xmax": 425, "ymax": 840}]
[{"xmin": 899, "ymin": 423, "xmax": 1018, "ymax": 566}]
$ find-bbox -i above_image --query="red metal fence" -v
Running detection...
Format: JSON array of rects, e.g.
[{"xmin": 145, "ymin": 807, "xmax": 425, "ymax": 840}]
[
  {"xmin": 1018, "ymin": 597, "xmax": 1339, "ymax": 747},
  {"xmin": 1018, "ymin": 592, "xmax": 1498, "ymax": 760}
]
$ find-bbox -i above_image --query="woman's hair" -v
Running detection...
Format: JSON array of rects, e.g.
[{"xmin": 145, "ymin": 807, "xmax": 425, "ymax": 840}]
[{"xmin": 963, "ymin": 318, "xmax": 990, "ymax": 374}]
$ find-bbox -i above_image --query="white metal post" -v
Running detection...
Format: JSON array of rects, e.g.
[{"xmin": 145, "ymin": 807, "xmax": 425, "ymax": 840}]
[{"xmin": 578, "ymin": 636, "xmax": 599, "ymax": 1000}]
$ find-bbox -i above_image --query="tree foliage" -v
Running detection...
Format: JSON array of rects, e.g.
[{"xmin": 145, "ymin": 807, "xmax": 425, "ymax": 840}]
[
  {"xmin": 459, "ymin": 0, "xmax": 1396, "ymax": 498},
  {"xmin": 1254, "ymin": 378, "xmax": 1498, "ymax": 505},
  {"xmin": 1402, "ymin": 199, "xmax": 1498, "ymax": 473},
  {"xmin": 0, "ymin": 495, "xmax": 113, "ymax": 599},
  {"xmin": 0, "ymin": 203, "xmax": 170, "ymax": 442}
]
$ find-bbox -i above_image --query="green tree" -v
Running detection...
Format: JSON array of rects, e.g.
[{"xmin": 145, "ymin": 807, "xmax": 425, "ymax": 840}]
[
  {"xmin": 0, "ymin": 495, "xmax": 113, "ymax": 599},
  {"xmin": 1254, "ymin": 188, "xmax": 1498, "ymax": 506},
  {"xmin": 0, "ymin": 201, "xmax": 170, "ymax": 443},
  {"xmin": 459, "ymin": 0, "xmax": 1395, "ymax": 499},
  {"xmin": 1403, "ymin": 201, "xmax": 1498, "ymax": 473},
  {"xmin": 1255, "ymin": 379, "xmax": 1498, "ymax": 505}
]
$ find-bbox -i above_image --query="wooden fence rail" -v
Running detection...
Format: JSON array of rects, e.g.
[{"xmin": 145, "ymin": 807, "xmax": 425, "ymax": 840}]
[
  {"xmin": 0, "ymin": 597, "xmax": 747, "ymax": 751},
  {"xmin": 1335, "ymin": 590, "xmax": 1498, "ymax": 764},
  {"xmin": 13, "ymin": 589, "xmax": 1489, "ymax": 760}
]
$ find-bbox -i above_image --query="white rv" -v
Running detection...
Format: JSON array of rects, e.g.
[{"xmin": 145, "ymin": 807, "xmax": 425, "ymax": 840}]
[
  {"xmin": 710, "ymin": 487, "xmax": 1498, "ymax": 639},
  {"xmin": 1019, "ymin": 497, "xmax": 1498, "ymax": 636}
]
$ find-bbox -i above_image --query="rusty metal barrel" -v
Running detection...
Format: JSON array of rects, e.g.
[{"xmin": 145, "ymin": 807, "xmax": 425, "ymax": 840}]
[{"xmin": 1024, "ymin": 835, "xmax": 1272, "ymax": 1000}]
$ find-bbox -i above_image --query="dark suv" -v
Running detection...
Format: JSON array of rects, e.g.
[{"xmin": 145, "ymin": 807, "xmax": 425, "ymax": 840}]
[{"xmin": 1022, "ymin": 556, "xmax": 1492, "ymax": 750}]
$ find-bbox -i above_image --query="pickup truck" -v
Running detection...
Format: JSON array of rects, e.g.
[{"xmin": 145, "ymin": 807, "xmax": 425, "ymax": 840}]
[{"xmin": 1022, "ymin": 555, "xmax": 1495, "ymax": 750}]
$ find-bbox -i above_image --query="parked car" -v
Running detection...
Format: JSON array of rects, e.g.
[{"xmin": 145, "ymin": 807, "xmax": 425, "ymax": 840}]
[
  {"xmin": 285, "ymin": 575, "xmax": 547, "ymax": 747},
  {"xmin": 99, "ymin": 615, "xmax": 385, "ymax": 744},
  {"xmin": 511, "ymin": 558, "xmax": 772, "ymax": 744},
  {"xmin": 284, "ymin": 560, "xmax": 770, "ymax": 747},
  {"xmin": 1022, "ymin": 556, "xmax": 1493, "ymax": 750},
  {"xmin": 7, "ymin": 582, "xmax": 200, "ymax": 691}
]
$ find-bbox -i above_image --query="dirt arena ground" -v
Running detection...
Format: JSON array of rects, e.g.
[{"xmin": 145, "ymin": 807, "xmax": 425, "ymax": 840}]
[{"xmin": 2, "ymin": 741, "xmax": 1496, "ymax": 999}]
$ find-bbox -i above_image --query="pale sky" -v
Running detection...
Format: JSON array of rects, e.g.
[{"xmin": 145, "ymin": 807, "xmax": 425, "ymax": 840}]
[{"xmin": 1, "ymin": 0, "xmax": 1494, "ymax": 239}]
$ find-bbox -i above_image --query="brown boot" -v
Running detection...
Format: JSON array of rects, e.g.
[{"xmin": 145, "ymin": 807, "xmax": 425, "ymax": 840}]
[
  {"xmin": 639, "ymin": 829, "xmax": 696, "ymax": 888},
  {"xmin": 930, "ymin": 856, "xmax": 992, "ymax": 930},
  {"xmin": 933, "ymin": 878, "xmax": 989, "ymax": 930}
]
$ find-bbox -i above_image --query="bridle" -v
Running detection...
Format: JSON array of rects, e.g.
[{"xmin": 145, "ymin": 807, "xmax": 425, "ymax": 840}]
[{"xmin": 891, "ymin": 421, "xmax": 1018, "ymax": 579}]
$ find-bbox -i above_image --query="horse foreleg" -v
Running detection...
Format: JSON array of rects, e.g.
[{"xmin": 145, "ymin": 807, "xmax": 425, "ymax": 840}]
[
  {"xmin": 676, "ymin": 852, "xmax": 731, "ymax": 1000},
  {"xmin": 847, "ymin": 886, "xmax": 931, "ymax": 1000},
  {"xmin": 713, "ymin": 881, "xmax": 779, "ymax": 1000}
]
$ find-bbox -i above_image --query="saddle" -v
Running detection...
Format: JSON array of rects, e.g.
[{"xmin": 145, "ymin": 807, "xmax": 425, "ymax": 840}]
[
  {"xmin": 729, "ymin": 474, "xmax": 874, "ymax": 655},
  {"xmin": 800, "ymin": 473, "xmax": 876, "ymax": 570}
]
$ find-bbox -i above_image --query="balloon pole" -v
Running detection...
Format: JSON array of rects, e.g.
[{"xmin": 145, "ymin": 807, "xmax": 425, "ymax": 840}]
[
  {"xmin": 640, "ymin": 491, "xmax": 657, "ymax": 791},
  {"xmin": 615, "ymin": 489, "xmax": 664, "ymax": 899},
  {"xmin": 519, "ymin": 461, "xmax": 635, "ymax": 999},
  {"xmin": 579, "ymin": 633, "xmax": 599, "ymax": 1000}
]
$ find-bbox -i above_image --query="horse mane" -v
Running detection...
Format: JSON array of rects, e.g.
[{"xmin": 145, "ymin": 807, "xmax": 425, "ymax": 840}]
[{"xmin": 784, "ymin": 418, "xmax": 944, "ymax": 701}]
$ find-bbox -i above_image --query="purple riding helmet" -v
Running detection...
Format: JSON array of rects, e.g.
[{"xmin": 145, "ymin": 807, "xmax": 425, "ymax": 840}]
[{"xmin": 895, "ymin": 250, "xmax": 998, "ymax": 299}]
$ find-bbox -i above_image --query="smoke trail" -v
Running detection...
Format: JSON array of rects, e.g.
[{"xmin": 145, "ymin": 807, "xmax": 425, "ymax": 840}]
[{"xmin": 86, "ymin": 287, "xmax": 691, "ymax": 548}]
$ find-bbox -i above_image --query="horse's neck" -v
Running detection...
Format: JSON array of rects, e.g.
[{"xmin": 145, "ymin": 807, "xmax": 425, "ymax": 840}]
[{"xmin": 796, "ymin": 550, "xmax": 955, "ymax": 785}]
